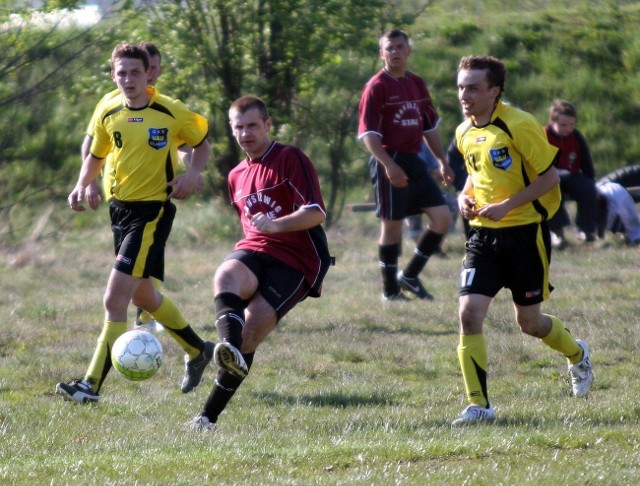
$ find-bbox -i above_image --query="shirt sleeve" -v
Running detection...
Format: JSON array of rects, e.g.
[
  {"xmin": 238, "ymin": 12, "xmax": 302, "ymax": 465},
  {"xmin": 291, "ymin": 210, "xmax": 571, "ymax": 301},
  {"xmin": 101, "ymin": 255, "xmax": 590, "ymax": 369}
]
[
  {"xmin": 357, "ymin": 79, "xmax": 382, "ymax": 139},
  {"xmin": 514, "ymin": 116, "xmax": 559, "ymax": 174},
  {"xmin": 175, "ymin": 101, "xmax": 209, "ymax": 147},
  {"xmin": 284, "ymin": 147, "xmax": 326, "ymax": 214}
]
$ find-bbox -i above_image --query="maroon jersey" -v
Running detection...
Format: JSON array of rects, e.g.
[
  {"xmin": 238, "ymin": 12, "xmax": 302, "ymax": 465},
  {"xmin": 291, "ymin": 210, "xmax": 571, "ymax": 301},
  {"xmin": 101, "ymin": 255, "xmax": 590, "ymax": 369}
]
[
  {"xmin": 358, "ymin": 69, "xmax": 440, "ymax": 153},
  {"xmin": 545, "ymin": 125, "xmax": 595, "ymax": 178},
  {"xmin": 228, "ymin": 141, "xmax": 330, "ymax": 296}
]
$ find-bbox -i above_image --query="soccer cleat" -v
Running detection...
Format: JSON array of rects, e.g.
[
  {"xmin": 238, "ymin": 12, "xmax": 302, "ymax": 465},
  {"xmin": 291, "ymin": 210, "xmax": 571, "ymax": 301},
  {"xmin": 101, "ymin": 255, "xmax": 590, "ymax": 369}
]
[
  {"xmin": 550, "ymin": 232, "xmax": 567, "ymax": 250},
  {"xmin": 214, "ymin": 341, "xmax": 248, "ymax": 379},
  {"xmin": 451, "ymin": 404, "xmax": 496, "ymax": 426},
  {"xmin": 381, "ymin": 291, "xmax": 409, "ymax": 302},
  {"xmin": 187, "ymin": 413, "xmax": 217, "ymax": 431},
  {"xmin": 56, "ymin": 379, "xmax": 99, "ymax": 404},
  {"xmin": 569, "ymin": 339, "xmax": 594, "ymax": 398},
  {"xmin": 576, "ymin": 231, "xmax": 596, "ymax": 243},
  {"xmin": 398, "ymin": 271, "xmax": 434, "ymax": 300},
  {"xmin": 181, "ymin": 341, "xmax": 215, "ymax": 393}
]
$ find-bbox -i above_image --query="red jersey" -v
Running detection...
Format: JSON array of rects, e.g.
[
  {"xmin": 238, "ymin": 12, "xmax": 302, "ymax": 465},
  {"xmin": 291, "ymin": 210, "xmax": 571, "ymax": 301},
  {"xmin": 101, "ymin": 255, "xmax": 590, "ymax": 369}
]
[
  {"xmin": 358, "ymin": 69, "xmax": 440, "ymax": 153},
  {"xmin": 545, "ymin": 125, "xmax": 595, "ymax": 178},
  {"xmin": 228, "ymin": 142, "xmax": 330, "ymax": 296}
]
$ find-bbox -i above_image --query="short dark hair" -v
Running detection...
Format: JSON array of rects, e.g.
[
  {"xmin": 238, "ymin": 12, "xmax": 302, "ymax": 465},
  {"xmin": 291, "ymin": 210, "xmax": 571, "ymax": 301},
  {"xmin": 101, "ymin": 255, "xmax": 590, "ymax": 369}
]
[
  {"xmin": 549, "ymin": 99, "xmax": 577, "ymax": 121},
  {"xmin": 458, "ymin": 55, "xmax": 506, "ymax": 98},
  {"xmin": 229, "ymin": 96, "xmax": 270, "ymax": 121},
  {"xmin": 380, "ymin": 29, "xmax": 410, "ymax": 47},
  {"xmin": 140, "ymin": 41, "xmax": 161, "ymax": 61},
  {"xmin": 110, "ymin": 43, "xmax": 149, "ymax": 71}
]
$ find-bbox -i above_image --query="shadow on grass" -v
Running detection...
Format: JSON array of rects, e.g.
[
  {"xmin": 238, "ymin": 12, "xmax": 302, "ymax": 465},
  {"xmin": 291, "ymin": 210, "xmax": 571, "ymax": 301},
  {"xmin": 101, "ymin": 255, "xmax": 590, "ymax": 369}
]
[
  {"xmin": 284, "ymin": 322, "xmax": 457, "ymax": 337},
  {"xmin": 253, "ymin": 390, "xmax": 399, "ymax": 408}
]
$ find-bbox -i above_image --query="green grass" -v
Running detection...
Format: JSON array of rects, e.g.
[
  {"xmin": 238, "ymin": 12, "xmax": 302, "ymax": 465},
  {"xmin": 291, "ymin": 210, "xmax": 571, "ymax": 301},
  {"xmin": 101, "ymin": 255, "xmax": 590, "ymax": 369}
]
[{"xmin": 1, "ymin": 202, "xmax": 640, "ymax": 484}]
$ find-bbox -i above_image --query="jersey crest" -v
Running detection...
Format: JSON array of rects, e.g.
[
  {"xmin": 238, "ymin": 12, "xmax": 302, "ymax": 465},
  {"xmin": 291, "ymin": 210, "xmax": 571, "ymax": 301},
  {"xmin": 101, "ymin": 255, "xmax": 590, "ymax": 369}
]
[
  {"xmin": 489, "ymin": 146, "xmax": 512, "ymax": 171},
  {"xmin": 148, "ymin": 128, "xmax": 168, "ymax": 150}
]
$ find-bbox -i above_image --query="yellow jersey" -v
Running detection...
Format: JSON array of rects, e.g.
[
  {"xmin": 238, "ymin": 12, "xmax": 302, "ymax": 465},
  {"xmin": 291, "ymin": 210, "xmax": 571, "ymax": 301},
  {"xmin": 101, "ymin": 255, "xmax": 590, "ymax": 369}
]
[
  {"xmin": 456, "ymin": 101, "xmax": 560, "ymax": 228},
  {"xmin": 90, "ymin": 86, "xmax": 207, "ymax": 202}
]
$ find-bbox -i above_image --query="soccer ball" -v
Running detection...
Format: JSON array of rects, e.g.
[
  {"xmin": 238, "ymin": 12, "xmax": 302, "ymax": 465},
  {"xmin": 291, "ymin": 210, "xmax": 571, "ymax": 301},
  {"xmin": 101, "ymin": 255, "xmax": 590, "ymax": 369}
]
[{"xmin": 111, "ymin": 330, "xmax": 163, "ymax": 381}]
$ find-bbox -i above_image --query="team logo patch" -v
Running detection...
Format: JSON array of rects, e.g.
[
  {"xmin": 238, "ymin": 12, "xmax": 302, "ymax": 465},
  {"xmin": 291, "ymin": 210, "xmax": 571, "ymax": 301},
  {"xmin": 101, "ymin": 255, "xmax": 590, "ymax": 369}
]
[
  {"xmin": 117, "ymin": 254, "xmax": 132, "ymax": 265},
  {"xmin": 489, "ymin": 146, "xmax": 512, "ymax": 170},
  {"xmin": 148, "ymin": 128, "xmax": 168, "ymax": 150}
]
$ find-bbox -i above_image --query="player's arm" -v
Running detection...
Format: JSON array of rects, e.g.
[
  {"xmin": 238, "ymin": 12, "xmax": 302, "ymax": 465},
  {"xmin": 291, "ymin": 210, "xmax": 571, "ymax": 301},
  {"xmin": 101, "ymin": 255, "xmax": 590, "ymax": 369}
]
[
  {"xmin": 169, "ymin": 139, "xmax": 211, "ymax": 199},
  {"xmin": 81, "ymin": 134, "xmax": 105, "ymax": 209},
  {"xmin": 177, "ymin": 144, "xmax": 205, "ymax": 193},
  {"xmin": 458, "ymin": 175, "xmax": 477, "ymax": 220},
  {"xmin": 476, "ymin": 166, "xmax": 560, "ymax": 222},
  {"xmin": 68, "ymin": 154, "xmax": 105, "ymax": 212},
  {"xmin": 423, "ymin": 129, "xmax": 454, "ymax": 186},
  {"xmin": 361, "ymin": 133, "xmax": 408, "ymax": 188},
  {"xmin": 249, "ymin": 206, "xmax": 326, "ymax": 234}
]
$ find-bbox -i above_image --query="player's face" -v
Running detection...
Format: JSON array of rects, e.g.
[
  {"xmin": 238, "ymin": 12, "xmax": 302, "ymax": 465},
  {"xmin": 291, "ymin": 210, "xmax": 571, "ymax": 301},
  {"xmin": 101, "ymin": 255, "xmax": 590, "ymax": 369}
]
[
  {"xmin": 229, "ymin": 107, "xmax": 273, "ymax": 159},
  {"xmin": 379, "ymin": 35, "xmax": 411, "ymax": 75},
  {"xmin": 112, "ymin": 57, "xmax": 149, "ymax": 108},
  {"xmin": 457, "ymin": 68, "xmax": 501, "ymax": 125},
  {"xmin": 551, "ymin": 114, "xmax": 576, "ymax": 137},
  {"xmin": 147, "ymin": 54, "xmax": 162, "ymax": 86}
]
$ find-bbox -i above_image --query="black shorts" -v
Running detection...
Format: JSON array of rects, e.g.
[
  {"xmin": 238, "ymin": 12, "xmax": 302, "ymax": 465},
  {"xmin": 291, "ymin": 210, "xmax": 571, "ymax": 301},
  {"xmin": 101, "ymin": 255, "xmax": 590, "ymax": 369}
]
[
  {"xmin": 225, "ymin": 250, "xmax": 309, "ymax": 320},
  {"xmin": 369, "ymin": 151, "xmax": 446, "ymax": 220},
  {"xmin": 109, "ymin": 199, "xmax": 176, "ymax": 279},
  {"xmin": 459, "ymin": 222, "xmax": 553, "ymax": 306}
]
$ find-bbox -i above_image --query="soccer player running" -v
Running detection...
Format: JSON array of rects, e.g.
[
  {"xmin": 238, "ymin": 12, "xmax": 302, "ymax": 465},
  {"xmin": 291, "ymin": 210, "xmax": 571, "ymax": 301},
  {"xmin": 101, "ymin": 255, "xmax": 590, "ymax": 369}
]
[
  {"xmin": 188, "ymin": 96, "xmax": 331, "ymax": 431},
  {"xmin": 452, "ymin": 55, "xmax": 594, "ymax": 425},
  {"xmin": 358, "ymin": 29, "xmax": 454, "ymax": 302},
  {"xmin": 57, "ymin": 43, "xmax": 214, "ymax": 404},
  {"xmin": 81, "ymin": 41, "xmax": 202, "ymax": 330}
]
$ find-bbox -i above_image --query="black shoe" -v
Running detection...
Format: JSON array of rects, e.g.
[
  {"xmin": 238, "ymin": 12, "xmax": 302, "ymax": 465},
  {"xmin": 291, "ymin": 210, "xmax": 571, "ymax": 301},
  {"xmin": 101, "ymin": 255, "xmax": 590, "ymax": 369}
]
[
  {"xmin": 398, "ymin": 271, "xmax": 434, "ymax": 300},
  {"xmin": 181, "ymin": 341, "xmax": 215, "ymax": 393},
  {"xmin": 56, "ymin": 379, "xmax": 99, "ymax": 404}
]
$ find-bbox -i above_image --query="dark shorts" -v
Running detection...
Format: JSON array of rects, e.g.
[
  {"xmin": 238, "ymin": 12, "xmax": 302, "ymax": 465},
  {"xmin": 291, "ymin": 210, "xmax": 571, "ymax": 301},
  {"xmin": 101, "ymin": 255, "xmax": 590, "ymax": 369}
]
[
  {"xmin": 109, "ymin": 199, "xmax": 176, "ymax": 279},
  {"xmin": 459, "ymin": 222, "xmax": 553, "ymax": 306},
  {"xmin": 369, "ymin": 151, "xmax": 447, "ymax": 220},
  {"xmin": 225, "ymin": 249, "xmax": 309, "ymax": 320}
]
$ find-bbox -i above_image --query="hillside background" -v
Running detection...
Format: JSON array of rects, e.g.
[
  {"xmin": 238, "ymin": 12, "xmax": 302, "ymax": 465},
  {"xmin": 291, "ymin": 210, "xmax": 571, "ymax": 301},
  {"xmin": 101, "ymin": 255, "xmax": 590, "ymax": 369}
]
[{"xmin": 1, "ymin": 0, "xmax": 639, "ymax": 246}]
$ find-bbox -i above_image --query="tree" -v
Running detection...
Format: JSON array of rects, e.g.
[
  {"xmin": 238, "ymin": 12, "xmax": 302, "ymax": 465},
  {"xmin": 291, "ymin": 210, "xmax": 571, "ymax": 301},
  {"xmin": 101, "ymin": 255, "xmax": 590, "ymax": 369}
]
[{"xmin": 147, "ymin": 0, "xmax": 433, "ymax": 224}]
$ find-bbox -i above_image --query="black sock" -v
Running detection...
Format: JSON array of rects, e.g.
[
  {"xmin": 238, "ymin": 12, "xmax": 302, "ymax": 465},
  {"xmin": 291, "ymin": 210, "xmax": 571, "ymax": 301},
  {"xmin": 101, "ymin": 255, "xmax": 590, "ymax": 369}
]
[
  {"xmin": 214, "ymin": 292, "xmax": 246, "ymax": 348},
  {"xmin": 202, "ymin": 352, "xmax": 255, "ymax": 422},
  {"xmin": 379, "ymin": 243, "xmax": 401, "ymax": 296},
  {"xmin": 403, "ymin": 230, "xmax": 443, "ymax": 278}
]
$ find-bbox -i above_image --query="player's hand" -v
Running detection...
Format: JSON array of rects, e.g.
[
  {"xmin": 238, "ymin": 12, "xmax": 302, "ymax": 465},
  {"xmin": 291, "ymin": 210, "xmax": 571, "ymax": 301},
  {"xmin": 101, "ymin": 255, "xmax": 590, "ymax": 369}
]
[
  {"xmin": 385, "ymin": 163, "xmax": 408, "ymax": 188},
  {"xmin": 249, "ymin": 211, "xmax": 277, "ymax": 234},
  {"xmin": 68, "ymin": 185, "xmax": 87, "ymax": 212},
  {"xmin": 439, "ymin": 162, "xmax": 455, "ymax": 187},
  {"xmin": 476, "ymin": 201, "xmax": 510, "ymax": 222},
  {"xmin": 85, "ymin": 180, "xmax": 104, "ymax": 210},
  {"xmin": 458, "ymin": 194, "xmax": 477, "ymax": 220},
  {"xmin": 168, "ymin": 171, "xmax": 198, "ymax": 200}
]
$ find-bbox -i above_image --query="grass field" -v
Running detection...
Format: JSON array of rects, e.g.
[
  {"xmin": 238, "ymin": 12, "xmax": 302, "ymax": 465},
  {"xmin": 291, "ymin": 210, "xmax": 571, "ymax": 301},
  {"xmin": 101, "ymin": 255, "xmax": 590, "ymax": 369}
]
[{"xmin": 1, "ymin": 203, "xmax": 639, "ymax": 484}]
